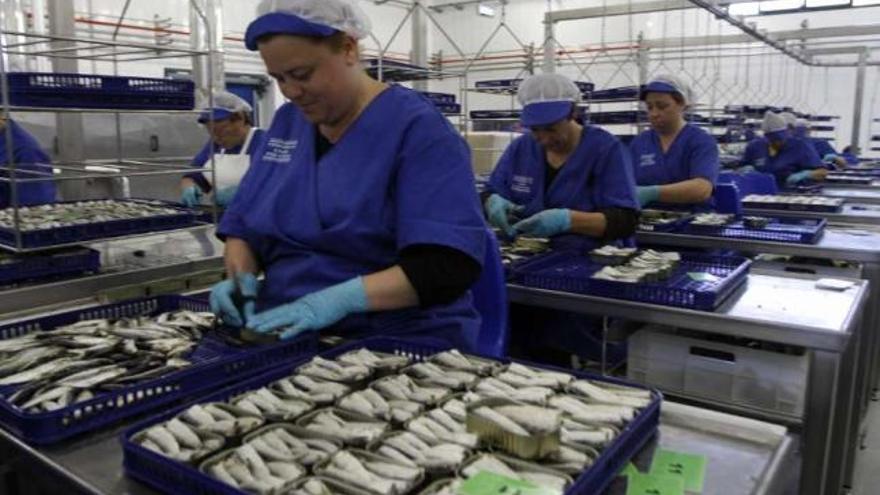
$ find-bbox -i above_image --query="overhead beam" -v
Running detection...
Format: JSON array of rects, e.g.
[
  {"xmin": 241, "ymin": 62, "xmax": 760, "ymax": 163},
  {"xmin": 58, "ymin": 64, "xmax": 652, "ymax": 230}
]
[
  {"xmin": 546, "ymin": 0, "xmax": 692, "ymax": 22},
  {"xmin": 806, "ymin": 47, "xmax": 880, "ymax": 56}
]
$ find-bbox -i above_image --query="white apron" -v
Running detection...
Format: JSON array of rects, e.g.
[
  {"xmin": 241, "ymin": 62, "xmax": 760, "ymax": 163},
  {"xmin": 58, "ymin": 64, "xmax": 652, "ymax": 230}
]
[{"xmin": 210, "ymin": 127, "xmax": 258, "ymax": 190}]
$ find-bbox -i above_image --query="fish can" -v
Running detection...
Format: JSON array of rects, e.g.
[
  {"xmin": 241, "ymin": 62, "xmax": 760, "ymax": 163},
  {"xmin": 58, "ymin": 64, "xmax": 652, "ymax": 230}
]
[
  {"xmin": 243, "ymin": 423, "xmax": 343, "ymax": 468},
  {"xmin": 313, "ymin": 448, "xmax": 426, "ymax": 495},
  {"xmin": 465, "ymin": 398, "xmax": 561, "ymax": 460},
  {"xmin": 185, "ymin": 402, "xmax": 265, "ymax": 440},
  {"xmin": 129, "ymin": 427, "xmax": 226, "ymax": 466},
  {"xmin": 458, "ymin": 452, "xmax": 574, "ymax": 491},
  {"xmin": 295, "ymin": 407, "xmax": 391, "ymax": 448},
  {"xmin": 288, "ymin": 476, "xmax": 365, "ymax": 495},
  {"xmin": 417, "ymin": 477, "xmax": 463, "ymax": 495},
  {"xmin": 198, "ymin": 445, "xmax": 307, "ymax": 492}
]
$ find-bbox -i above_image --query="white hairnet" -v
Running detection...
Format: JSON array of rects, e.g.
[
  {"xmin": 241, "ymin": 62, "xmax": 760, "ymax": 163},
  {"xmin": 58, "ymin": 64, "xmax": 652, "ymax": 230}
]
[
  {"xmin": 517, "ymin": 73, "xmax": 582, "ymax": 106},
  {"xmin": 779, "ymin": 112, "xmax": 796, "ymax": 128},
  {"xmin": 762, "ymin": 111, "xmax": 787, "ymax": 134},
  {"xmin": 206, "ymin": 90, "xmax": 252, "ymax": 113},
  {"xmin": 255, "ymin": 0, "xmax": 371, "ymax": 40},
  {"xmin": 794, "ymin": 118, "xmax": 809, "ymax": 129},
  {"xmin": 645, "ymin": 74, "xmax": 694, "ymax": 105}
]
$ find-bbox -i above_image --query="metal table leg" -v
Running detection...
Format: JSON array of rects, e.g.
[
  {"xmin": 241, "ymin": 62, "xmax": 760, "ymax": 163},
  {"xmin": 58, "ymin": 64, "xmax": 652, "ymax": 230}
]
[
  {"xmin": 802, "ymin": 350, "xmax": 841, "ymax": 495},
  {"xmin": 830, "ymin": 316, "xmax": 863, "ymax": 494}
]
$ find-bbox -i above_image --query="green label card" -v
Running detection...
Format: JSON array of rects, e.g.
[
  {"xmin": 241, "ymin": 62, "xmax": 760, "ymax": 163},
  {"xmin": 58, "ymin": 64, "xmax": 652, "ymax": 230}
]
[
  {"xmin": 459, "ymin": 472, "xmax": 561, "ymax": 495},
  {"xmin": 625, "ymin": 472, "xmax": 685, "ymax": 495},
  {"xmin": 649, "ymin": 449, "xmax": 708, "ymax": 492}
]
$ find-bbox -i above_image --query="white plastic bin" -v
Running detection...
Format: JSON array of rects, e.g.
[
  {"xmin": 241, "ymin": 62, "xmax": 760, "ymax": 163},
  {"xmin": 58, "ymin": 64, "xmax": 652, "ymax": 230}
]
[{"xmin": 627, "ymin": 326, "xmax": 808, "ymax": 417}]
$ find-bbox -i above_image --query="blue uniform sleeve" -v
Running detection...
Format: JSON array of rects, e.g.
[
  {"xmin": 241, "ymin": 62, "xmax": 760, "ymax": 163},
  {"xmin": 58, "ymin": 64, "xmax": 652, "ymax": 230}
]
[
  {"xmin": 2, "ymin": 145, "xmax": 56, "ymax": 207},
  {"xmin": 812, "ymin": 139, "xmax": 837, "ymax": 158},
  {"xmin": 741, "ymin": 140, "xmax": 760, "ymax": 167},
  {"xmin": 797, "ymin": 140, "xmax": 823, "ymax": 170},
  {"xmin": 184, "ymin": 140, "xmax": 214, "ymax": 192},
  {"xmin": 395, "ymin": 114, "xmax": 487, "ymax": 264},
  {"xmin": 688, "ymin": 132, "xmax": 720, "ymax": 184},
  {"xmin": 486, "ymin": 139, "xmax": 518, "ymax": 200},
  {"xmin": 593, "ymin": 137, "xmax": 639, "ymax": 211}
]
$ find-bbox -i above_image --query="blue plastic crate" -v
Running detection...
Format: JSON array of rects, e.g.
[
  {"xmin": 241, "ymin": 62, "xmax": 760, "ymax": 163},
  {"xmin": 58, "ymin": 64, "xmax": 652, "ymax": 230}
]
[
  {"xmin": 122, "ymin": 336, "xmax": 661, "ymax": 495},
  {"xmin": 0, "ymin": 199, "xmax": 198, "ymax": 249},
  {"xmin": 683, "ymin": 216, "xmax": 827, "ymax": 244},
  {"xmin": 8, "ymin": 72, "xmax": 194, "ymax": 110},
  {"xmin": 0, "ymin": 247, "xmax": 100, "ymax": 285},
  {"xmin": 476, "ymin": 79, "xmax": 593, "ymax": 95},
  {"xmin": 587, "ymin": 110, "xmax": 645, "ymax": 125},
  {"xmin": 0, "ymin": 295, "xmax": 316, "ymax": 444},
  {"xmin": 363, "ymin": 58, "xmax": 431, "ymax": 82},
  {"xmin": 825, "ymin": 175, "xmax": 874, "ymax": 185},
  {"xmin": 637, "ymin": 209, "xmax": 694, "ymax": 233},
  {"xmin": 514, "ymin": 251, "xmax": 751, "ymax": 311}
]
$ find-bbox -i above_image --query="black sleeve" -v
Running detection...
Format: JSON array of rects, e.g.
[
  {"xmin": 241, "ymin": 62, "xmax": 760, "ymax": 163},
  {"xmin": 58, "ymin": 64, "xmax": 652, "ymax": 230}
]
[
  {"xmin": 597, "ymin": 207, "xmax": 639, "ymax": 241},
  {"xmin": 399, "ymin": 244, "xmax": 483, "ymax": 308}
]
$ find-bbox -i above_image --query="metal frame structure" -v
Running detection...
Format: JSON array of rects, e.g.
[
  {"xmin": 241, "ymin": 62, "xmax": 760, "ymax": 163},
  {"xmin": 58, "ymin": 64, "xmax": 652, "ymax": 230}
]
[{"xmin": 0, "ymin": 0, "xmax": 220, "ymax": 252}]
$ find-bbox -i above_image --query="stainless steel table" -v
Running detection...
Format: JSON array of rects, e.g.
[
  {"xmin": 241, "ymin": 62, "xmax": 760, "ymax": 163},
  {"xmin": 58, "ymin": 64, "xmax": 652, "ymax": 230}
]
[
  {"xmin": 636, "ymin": 227, "xmax": 880, "ymax": 494},
  {"xmin": 743, "ymin": 204, "xmax": 880, "ymax": 227},
  {"xmin": 0, "ymin": 400, "xmax": 792, "ymax": 495},
  {"xmin": 509, "ymin": 272, "xmax": 868, "ymax": 495}
]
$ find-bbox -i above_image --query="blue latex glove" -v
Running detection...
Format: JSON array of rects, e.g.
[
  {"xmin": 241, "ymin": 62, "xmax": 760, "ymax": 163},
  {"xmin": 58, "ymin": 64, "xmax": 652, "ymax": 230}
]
[
  {"xmin": 786, "ymin": 170, "xmax": 813, "ymax": 187},
  {"xmin": 247, "ymin": 277, "xmax": 369, "ymax": 340},
  {"xmin": 485, "ymin": 194, "xmax": 523, "ymax": 237},
  {"xmin": 209, "ymin": 273, "xmax": 258, "ymax": 328},
  {"xmin": 512, "ymin": 209, "xmax": 571, "ymax": 237},
  {"xmin": 736, "ymin": 165, "xmax": 756, "ymax": 174},
  {"xmin": 214, "ymin": 186, "xmax": 239, "ymax": 207},
  {"xmin": 181, "ymin": 185, "xmax": 202, "ymax": 207},
  {"xmin": 636, "ymin": 185, "xmax": 661, "ymax": 207},
  {"xmin": 823, "ymin": 153, "xmax": 839, "ymax": 163}
]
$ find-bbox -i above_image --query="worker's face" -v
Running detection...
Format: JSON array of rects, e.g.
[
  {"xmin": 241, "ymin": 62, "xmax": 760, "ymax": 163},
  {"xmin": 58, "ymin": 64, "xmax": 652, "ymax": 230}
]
[
  {"xmin": 259, "ymin": 34, "xmax": 361, "ymax": 126},
  {"xmin": 204, "ymin": 115, "xmax": 248, "ymax": 149},
  {"xmin": 644, "ymin": 92, "xmax": 685, "ymax": 132},
  {"xmin": 530, "ymin": 118, "xmax": 576, "ymax": 153}
]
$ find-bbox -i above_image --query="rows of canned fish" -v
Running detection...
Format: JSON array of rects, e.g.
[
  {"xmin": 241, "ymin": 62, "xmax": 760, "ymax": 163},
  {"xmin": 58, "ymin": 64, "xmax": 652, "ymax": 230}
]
[{"xmin": 127, "ymin": 346, "xmax": 658, "ymax": 495}]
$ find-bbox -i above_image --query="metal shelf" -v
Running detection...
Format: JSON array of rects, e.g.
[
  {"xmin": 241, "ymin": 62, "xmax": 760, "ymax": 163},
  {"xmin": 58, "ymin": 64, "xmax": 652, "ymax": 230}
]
[
  {"xmin": 2, "ymin": 106, "xmax": 201, "ymax": 114},
  {"xmin": 0, "ymin": 222, "xmax": 214, "ymax": 255},
  {"xmin": 0, "ymin": 30, "xmax": 208, "ymax": 62}
]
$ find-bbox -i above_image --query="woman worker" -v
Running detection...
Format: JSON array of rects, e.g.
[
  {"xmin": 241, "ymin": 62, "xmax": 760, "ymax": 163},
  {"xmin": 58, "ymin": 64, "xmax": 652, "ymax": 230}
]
[
  {"xmin": 628, "ymin": 75, "xmax": 719, "ymax": 207},
  {"xmin": 0, "ymin": 115, "xmax": 56, "ymax": 208},
  {"xmin": 180, "ymin": 91, "xmax": 265, "ymax": 207},
  {"xmin": 793, "ymin": 118, "xmax": 847, "ymax": 169},
  {"xmin": 484, "ymin": 72, "xmax": 639, "ymax": 364},
  {"xmin": 209, "ymin": 0, "xmax": 486, "ymax": 350},
  {"xmin": 484, "ymin": 73, "xmax": 639, "ymax": 249},
  {"xmin": 741, "ymin": 111, "xmax": 827, "ymax": 188}
]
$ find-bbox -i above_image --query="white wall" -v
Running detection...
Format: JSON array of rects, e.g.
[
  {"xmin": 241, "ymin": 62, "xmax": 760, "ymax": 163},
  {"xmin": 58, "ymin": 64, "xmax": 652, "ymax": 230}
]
[{"xmin": 425, "ymin": 0, "xmax": 880, "ymax": 154}]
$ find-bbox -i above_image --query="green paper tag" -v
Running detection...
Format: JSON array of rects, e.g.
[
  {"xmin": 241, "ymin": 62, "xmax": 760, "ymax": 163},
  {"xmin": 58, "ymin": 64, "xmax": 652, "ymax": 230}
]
[
  {"xmin": 687, "ymin": 272, "xmax": 721, "ymax": 283},
  {"xmin": 459, "ymin": 472, "xmax": 561, "ymax": 495},
  {"xmin": 649, "ymin": 449, "xmax": 708, "ymax": 492},
  {"xmin": 620, "ymin": 462, "xmax": 641, "ymax": 478},
  {"xmin": 625, "ymin": 472, "xmax": 685, "ymax": 495}
]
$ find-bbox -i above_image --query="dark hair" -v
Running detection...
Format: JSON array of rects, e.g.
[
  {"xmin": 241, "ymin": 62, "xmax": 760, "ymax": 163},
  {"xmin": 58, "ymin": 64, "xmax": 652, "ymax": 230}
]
[{"xmin": 256, "ymin": 30, "xmax": 350, "ymax": 53}]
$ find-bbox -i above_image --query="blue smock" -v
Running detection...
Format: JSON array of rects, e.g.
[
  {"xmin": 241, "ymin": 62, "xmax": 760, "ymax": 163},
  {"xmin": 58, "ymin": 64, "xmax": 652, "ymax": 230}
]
[
  {"xmin": 0, "ymin": 120, "xmax": 56, "ymax": 208},
  {"xmin": 218, "ymin": 86, "xmax": 486, "ymax": 350},
  {"xmin": 809, "ymin": 137, "xmax": 837, "ymax": 159},
  {"xmin": 741, "ymin": 136, "xmax": 822, "ymax": 187},
  {"xmin": 629, "ymin": 123, "xmax": 719, "ymax": 197},
  {"xmin": 184, "ymin": 128, "xmax": 266, "ymax": 192},
  {"xmin": 487, "ymin": 125, "xmax": 638, "ymax": 251}
]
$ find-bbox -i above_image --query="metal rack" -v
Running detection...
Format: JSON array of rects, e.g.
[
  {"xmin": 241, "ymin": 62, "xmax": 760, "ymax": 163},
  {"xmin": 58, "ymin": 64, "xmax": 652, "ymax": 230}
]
[{"xmin": 0, "ymin": 0, "xmax": 220, "ymax": 253}]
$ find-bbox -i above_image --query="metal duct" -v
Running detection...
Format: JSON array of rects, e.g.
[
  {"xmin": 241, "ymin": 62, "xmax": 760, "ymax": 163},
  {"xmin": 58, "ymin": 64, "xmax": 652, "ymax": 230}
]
[{"xmin": 189, "ymin": 0, "xmax": 225, "ymax": 107}]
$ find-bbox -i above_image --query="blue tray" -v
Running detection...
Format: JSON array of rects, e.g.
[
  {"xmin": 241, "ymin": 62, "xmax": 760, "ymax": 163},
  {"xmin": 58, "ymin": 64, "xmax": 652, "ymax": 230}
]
[
  {"xmin": 825, "ymin": 175, "xmax": 874, "ymax": 185},
  {"xmin": 589, "ymin": 86, "xmax": 641, "ymax": 101},
  {"xmin": 0, "ymin": 200, "xmax": 198, "ymax": 250},
  {"xmin": 587, "ymin": 110, "xmax": 645, "ymax": 124},
  {"xmin": 513, "ymin": 251, "xmax": 751, "ymax": 310},
  {"xmin": 637, "ymin": 209, "xmax": 694, "ymax": 233},
  {"xmin": 122, "ymin": 336, "xmax": 661, "ymax": 495},
  {"xmin": 363, "ymin": 58, "xmax": 432, "ymax": 82},
  {"xmin": 0, "ymin": 247, "xmax": 100, "ymax": 285},
  {"xmin": 683, "ymin": 216, "xmax": 827, "ymax": 244},
  {"xmin": 435, "ymin": 102, "xmax": 461, "ymax": 115},
  {"xmin": 0, "ymin": 295, "xmax": 316, "ymax": 444},
  {"xmin": 8, "ymin": 72, "xmax": 194, "ymax": 110},
  {"xmin": 742, "ymin": 196, "xmax": 842, "ymax": 213},
  {"xmin": 476, "ymin": 79, "xmax": 594, "ymax": 95},
  {"xmin": 470, "ymin": 109, "xmax": 521, "ymax": 120},
  {"xmin": 418, "ymin": 91, "xmax": 456, "ymax": 104}
]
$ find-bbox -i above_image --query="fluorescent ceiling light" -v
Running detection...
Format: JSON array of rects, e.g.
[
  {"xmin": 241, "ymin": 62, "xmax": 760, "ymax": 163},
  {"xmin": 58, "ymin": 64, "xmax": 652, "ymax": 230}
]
[
  {"xmin": 853, "ymin": 0, "xmax": 880, "ymax": 5},
  {"xmin": 760, "ymin": 0, "xmax": 805, "ymax": 11},
  {"xmin": 729, "ymin": 1, "xmax": 761, "ymax": 15},
  {"xmin": 806, "ymin": 0, "xmax": 849, "ymax": 6}
]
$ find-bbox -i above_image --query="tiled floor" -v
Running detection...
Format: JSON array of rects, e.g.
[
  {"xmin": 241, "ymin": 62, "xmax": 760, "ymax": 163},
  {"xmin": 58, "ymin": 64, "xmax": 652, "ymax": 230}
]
[{"xmin": 852, "ymin": 398, "xmax": 880, "ymax": 494}]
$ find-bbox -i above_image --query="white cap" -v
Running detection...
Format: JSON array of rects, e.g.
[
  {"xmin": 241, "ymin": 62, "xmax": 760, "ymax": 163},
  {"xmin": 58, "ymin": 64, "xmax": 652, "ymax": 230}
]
[
  {"xmin": 517, "ymin": 73, "xmax": 582, "ymax": 127},
  {"xmin": 641, "ymin": 74, "xmax": 694, "ymax": 105},
  {"xmin": 246, "ymin": 0, "xmax": 371, "ymax": 50},
  {"xmin": 198, "ymin": 90, "xmax": 252, "ymax": 123},
  {"xmin": 779, "ymin": 112, "xmax": 797, "ymax": 128},
  {"xmin": 762, "ymin": 111, "xmax": 787, "ymax": 136},
  {"xmin": 794, "ymin": 118, "xmax": 809, "ymax": 129}
]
